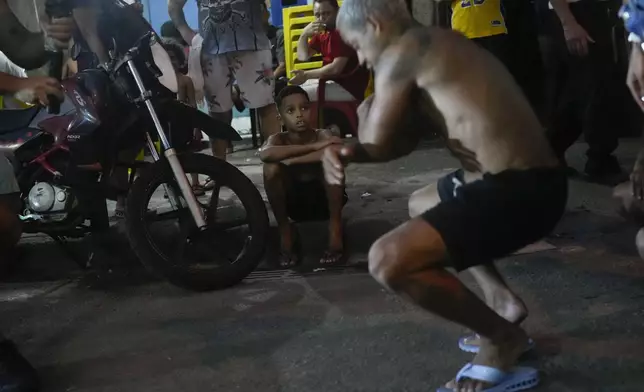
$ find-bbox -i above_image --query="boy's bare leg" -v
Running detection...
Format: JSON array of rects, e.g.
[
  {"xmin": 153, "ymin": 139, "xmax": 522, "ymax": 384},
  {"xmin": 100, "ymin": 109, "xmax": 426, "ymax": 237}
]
[
  {"xmin": 263, "ymin": 163, "xmax": 298, "ymax": 266},
  {"xmin": 321, "ymin": 182, "xmax": 345, "ymax": 264},
  {"xmin": 370, "ymin": 218, "xmax": 529, "ymax": 391}
]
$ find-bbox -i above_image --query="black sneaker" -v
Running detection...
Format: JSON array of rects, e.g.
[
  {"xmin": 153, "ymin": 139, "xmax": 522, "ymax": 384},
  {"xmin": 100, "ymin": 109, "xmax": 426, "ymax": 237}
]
[{"xmin": 0, "ymin": 340, "xmax": 39, "ymax": 392}]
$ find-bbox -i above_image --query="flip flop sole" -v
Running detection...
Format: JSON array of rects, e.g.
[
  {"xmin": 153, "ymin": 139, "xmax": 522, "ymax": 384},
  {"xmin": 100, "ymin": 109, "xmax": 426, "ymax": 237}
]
[
  {"xmin": 458, "ymin": 335, "xmax": 535, "ymax": 354},
  {"xmin": 437, "ymin": 366, "xmax": 539, "ymax": 392}
]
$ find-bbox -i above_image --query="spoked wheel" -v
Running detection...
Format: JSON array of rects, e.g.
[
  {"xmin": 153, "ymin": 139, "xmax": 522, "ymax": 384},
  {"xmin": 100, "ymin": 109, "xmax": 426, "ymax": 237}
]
[{"xmin": 125, "ymin": 153, "xmax": 269, "ymax": 291}]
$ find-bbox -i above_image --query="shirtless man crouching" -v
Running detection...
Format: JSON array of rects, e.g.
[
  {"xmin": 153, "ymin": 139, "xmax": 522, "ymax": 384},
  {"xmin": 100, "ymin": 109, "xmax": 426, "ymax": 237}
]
[{"xmin": 321, "ymin": 0, "xmax": 568, "ymax": 390}]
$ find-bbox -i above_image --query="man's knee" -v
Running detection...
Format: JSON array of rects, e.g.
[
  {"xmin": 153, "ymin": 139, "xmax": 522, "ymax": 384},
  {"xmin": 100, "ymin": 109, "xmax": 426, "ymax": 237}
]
[
  {"xmin": 263, "ymin": 163, "xmax": 285, "ymax": 182},
  {"xmin": 368, "ymin": 235, "xmax": 406, "ymax": 289}
]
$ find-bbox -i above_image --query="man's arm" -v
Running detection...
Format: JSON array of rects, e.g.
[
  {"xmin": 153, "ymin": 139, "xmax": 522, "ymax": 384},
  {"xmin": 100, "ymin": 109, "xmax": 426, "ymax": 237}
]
[
  {"xmin": 274, "ymin": 29, "xmax": 286, "ymax": 78},
  {"xmin": 549, "ymin": 0, "xmax": 594, "ymax": 56},
  {"xmin": 348, "ymin": 50, "xmax": 418, "ymax": 163},
  {"xmin": 168, "ymin": 0, "xmax": 196, "ymax": 45},
  {"xmin": 303, "ymin": 57, "xmax": 349, "ymax": 79},
  {"xmin": 297, "ymin": 25, "xmax": 321, "ymax": 61},
  {"xmin": 72, "ymin": 3, "xmax": 109, "ymax": 64},
  {"xmin": 259, "ymin": 134, "xmax": 328, "ymax": 163}
]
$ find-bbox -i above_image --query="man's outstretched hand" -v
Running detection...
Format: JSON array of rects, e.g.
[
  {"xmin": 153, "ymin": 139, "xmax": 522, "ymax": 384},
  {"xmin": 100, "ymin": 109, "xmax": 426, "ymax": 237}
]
[{"xmin": 322, "ymin": 143, "xmax": 353, "ymax": 185}]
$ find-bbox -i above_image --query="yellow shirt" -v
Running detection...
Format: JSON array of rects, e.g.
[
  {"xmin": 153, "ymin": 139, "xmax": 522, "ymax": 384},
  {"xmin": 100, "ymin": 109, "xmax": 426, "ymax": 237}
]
[{"xmin": 451, "ymin": 0, "xmax": 507, "ymax": 39}]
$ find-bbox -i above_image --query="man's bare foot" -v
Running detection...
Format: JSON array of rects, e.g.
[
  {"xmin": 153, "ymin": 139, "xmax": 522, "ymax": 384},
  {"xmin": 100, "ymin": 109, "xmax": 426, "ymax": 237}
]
[
  {"xmin": 460, "ymin": 293, "xmax": 528, "ymax": 348},
  {"xmin": 445, "ymin": 329, "xmax": 530, "ymax": 391}
]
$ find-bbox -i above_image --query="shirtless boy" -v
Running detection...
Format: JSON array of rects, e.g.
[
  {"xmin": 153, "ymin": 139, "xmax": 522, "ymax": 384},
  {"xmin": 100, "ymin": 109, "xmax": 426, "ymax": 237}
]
[
  {"xmin": 322, "ymin": 0, "xmax": 568, "ymax": 390},
  {"xmin": 260, "ymin": 86, "xmax": 347, "ymax": 268}
]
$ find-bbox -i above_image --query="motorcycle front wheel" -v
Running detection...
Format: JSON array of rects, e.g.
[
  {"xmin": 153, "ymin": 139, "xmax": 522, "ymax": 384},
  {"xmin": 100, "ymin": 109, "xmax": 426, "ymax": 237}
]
[{"xmin": 125, "ymin": 153, "xmax": 269, "ymax": 291}]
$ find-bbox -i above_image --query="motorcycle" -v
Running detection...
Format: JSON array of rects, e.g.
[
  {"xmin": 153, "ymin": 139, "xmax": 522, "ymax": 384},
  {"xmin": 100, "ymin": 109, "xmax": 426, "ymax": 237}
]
[{"xmin": 0, "ymin": 32, "xmax": 269, "ymax": 291}]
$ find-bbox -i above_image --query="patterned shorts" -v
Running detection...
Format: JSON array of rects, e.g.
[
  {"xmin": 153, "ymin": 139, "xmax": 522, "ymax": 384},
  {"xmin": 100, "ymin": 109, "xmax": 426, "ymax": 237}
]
[{"xmin": 201, "ymin": 49, "xmax": 274, "ymax": 113}]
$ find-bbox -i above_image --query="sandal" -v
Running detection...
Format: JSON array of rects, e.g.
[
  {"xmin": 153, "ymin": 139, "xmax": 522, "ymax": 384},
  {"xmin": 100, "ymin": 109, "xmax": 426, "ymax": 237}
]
[
  {"xmin": 192, "ymin": 184, "xmax": 206, "ymax": 196},
  {"xmin": 319, "ymin": 249, "xmax": 346, "ymax": 265},
  {"xmin": 203, "ymin": 178, "xmax": 216, "ymax": 191}
]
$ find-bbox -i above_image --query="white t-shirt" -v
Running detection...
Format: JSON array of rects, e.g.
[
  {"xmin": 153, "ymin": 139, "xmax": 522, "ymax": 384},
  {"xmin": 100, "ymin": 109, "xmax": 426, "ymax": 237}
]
[{"xmin": 0, "ymin": 51, "xmax": 28, "ymax": 110}]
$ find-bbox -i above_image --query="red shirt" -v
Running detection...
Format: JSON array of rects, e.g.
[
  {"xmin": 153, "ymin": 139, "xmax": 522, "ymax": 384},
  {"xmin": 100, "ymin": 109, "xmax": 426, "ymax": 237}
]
[{"xmin": 308, "ymin": 29, "xmax": 369, "ymax": 101}]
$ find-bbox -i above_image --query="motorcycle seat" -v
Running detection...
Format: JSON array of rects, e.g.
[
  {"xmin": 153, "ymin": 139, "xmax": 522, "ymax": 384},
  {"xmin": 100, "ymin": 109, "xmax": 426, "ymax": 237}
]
[{"xmin": 0, "ymin": 106, "xmax": 40, "ymax": 134}]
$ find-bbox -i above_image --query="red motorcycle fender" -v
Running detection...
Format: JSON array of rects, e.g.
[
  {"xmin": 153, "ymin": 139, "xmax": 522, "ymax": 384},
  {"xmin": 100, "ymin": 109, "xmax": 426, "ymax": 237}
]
[{"xmin": 161, "ymin": 100, "xmax": 242, "ymax": 142}]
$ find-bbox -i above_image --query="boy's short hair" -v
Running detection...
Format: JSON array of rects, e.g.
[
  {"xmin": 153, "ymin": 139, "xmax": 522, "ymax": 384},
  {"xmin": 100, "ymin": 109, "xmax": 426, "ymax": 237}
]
[
  {"xmin": 160, "ymin": 21, "xmax": 183, "ymax": 41},
  {"xmin": 314, "ymin": 0, "xmax": 339, "ymax": 9},
  {"xmin": 275, "ymin": 85, "xmax": 310, "ymax": 111}
]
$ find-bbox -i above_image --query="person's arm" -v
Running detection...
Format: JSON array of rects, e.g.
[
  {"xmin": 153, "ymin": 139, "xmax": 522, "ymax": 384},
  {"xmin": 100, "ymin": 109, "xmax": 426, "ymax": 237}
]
[
  {"xmin": 297, "ymin": 23, "xmax": 322, "ymax": 61},
  {"xmin": 283, "ymin": 130, "xmax": 340, "ymax": 165},
  {"xmin": 549, "ymin": 0, "xmax": 594, "ymax": 56},
  {"xmin": 260, "ymin": 133, "xmax": 331, "ymax": 163},
  {"xmin": 274, "ymin": 29, "xmax": 286, "ymax": 78},
  {"xmin": 303, "ymin": 57, "xmax": 348, "ymax": 79},
  {"xmin": 0, "ymin": 73, "xmax": 27, "ymax": 94},
  {"xmin": 168, "ymin": 0, "xmax": 196, "ymax": 45},
  {"xmin": 346, "ymin": 49, "xmax": 419, "ymax": 163},
  {"xmin": 72, "ymin": 4, "xmax": 109, "ymax": 64}
]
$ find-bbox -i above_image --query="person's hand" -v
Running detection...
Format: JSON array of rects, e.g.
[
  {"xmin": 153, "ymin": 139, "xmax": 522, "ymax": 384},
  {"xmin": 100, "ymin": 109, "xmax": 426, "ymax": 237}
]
[
  {"xmin": 632, "ymin": 153, "xmax": 644, "ymax": 201},
  {"xmin": 562, "ymin": 21, "xmax": 594, "ymax": 56},
  {"xmin": 627, "ymin": 44, "xmax": 644, "ymax": 111},
  {"xmin": 130, "ymin": 2, "xmax": 144, "ymax": 14},
  {"xmin": 322, "ymin": 144, "xmax": 353, "ymax": 185},
  {"xmin": 303, "ymin": 21, "xmax": 325, "ymax": 38},
  {"xmin": 17, "ymin": 76, "xmax": 63, "ymax": 106},
  {"xmin": 289, "ymin": 69, "xmax": 309, "ymax": 85},
  {"xmin": 44, "ymin": 16, "xmax": 75, "ymax": 50}
]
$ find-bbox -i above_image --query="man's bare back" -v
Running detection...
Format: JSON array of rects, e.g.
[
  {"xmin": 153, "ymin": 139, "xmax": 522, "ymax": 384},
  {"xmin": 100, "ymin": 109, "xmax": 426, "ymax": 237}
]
[{"xmin": 375, "ymin": 26, "xmax": 558, "ymax": 175}]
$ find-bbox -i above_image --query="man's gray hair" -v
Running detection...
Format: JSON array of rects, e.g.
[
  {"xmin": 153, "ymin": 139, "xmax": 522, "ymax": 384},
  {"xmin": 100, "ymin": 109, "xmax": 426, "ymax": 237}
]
[{"xmin": 337, "ymin": 0, "xmax": 411, "ymax": 31}]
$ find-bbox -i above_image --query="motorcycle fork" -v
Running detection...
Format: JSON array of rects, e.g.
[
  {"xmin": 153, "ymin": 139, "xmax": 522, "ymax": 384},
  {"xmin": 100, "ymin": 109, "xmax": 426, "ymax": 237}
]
[{"xmin": 126, "ymin": 59, "xmax": 207, "ymax": 229}]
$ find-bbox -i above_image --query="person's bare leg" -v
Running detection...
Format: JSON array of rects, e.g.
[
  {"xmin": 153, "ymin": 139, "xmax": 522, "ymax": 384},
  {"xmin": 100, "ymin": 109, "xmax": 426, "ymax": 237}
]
[
  {"xmin": 209, "ymin": 110, "xmax": 232, "ymax": 161},
  {"xmin": 320, "ymin": 182, "xmax": 345, "ymax": 264},
  {"xmin": 408, "ymin": 183, "xmax": 527, "ymax": 347},
  {"xmin": 370, "ymin": 219, "xmax": 529, "ymax": 391},
  {"xmin": 258, "ymin": 104, "xmax": 280, "ymax": 140},
  {"xmin": 263, "ymin": 163, "xmax": 297, "ymax": 266}
]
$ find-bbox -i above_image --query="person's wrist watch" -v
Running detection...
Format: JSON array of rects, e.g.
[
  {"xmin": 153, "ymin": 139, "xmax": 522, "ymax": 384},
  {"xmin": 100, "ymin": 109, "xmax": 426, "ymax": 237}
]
[{"xmin": 628, "ymin": 32, "xmax": 644, "ymax": 52}]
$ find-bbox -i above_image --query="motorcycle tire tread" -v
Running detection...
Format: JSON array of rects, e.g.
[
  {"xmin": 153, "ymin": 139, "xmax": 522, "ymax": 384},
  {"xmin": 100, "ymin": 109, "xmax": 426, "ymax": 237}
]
[{"xmin": 125, "ymin": 153, "xmax": 269, "ymax": 292}]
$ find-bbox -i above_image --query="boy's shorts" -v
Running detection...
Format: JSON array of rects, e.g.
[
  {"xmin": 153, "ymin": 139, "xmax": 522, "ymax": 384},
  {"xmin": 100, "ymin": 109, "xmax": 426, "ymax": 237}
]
[
  {"xmin": 421, "ymin": 167, "xmax": 567, "ymax": 272},
  {"xmin": 284, "ymin": 163, "xmax": 348, "ymax": 222}
]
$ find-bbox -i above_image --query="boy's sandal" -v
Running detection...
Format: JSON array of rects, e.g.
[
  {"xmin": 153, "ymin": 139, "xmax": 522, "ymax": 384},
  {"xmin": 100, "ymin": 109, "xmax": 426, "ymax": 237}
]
[{"xmin": 320, "ymin": 249, "xmax": 346, "ymax": 265}]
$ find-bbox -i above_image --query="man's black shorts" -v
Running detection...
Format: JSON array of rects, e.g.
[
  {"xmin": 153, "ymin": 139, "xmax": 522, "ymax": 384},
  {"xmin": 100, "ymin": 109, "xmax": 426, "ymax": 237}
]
[{"xmin": 421, "ymin": 167, "xmax": 568, "ymax": 272}]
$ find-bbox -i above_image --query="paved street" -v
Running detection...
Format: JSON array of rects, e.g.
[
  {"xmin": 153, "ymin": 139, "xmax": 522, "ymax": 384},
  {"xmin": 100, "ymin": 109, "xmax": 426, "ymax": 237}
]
[{"xmin": 2, "ymin": 140, "xmax": 644, "ymax": 391}]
